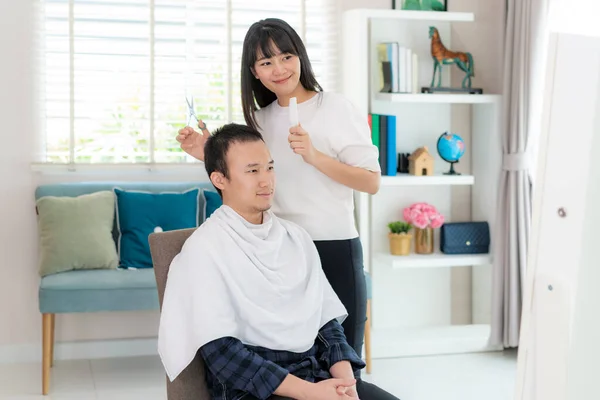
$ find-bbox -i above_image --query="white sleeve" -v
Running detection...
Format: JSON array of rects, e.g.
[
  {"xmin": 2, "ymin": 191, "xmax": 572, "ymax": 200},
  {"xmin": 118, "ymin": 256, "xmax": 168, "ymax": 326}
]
[{"xmin": 330, "ymin": 96, "xmax": 381, "ymax": 172}]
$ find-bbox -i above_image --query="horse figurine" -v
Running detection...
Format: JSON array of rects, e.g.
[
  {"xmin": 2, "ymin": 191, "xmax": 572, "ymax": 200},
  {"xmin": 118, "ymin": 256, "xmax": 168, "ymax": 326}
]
[{"xmin": 428, "ymin": 26, "xmax": 475, "ymax": 89}]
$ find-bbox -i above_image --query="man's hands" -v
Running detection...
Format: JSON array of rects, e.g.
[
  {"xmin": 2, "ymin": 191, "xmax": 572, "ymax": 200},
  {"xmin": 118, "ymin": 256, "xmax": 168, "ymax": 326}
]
[
  {"xmin": 329, "ymin": 361, "xmax": 359, "ymax": 399},
  {"xmin": 336, "ymin": 383, "xmax": 359, "ymax": 399},
  {"xmin": 301, "ymin": 378, "xmax": 359, "ymax": 400},
  {"xmin": 275, "ymin": 375, "xmax": 358, "ymax": 400}
]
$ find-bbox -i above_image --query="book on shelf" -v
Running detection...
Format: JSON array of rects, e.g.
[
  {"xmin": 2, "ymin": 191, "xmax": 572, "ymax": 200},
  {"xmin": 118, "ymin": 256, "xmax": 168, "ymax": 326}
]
[
  {"xmin": 377, "ymin": 42, "xmax": 419, "ymax": 94},
  {"xmin": 369, "ymin": 113, "xmax": 397, "ymax": 176}
]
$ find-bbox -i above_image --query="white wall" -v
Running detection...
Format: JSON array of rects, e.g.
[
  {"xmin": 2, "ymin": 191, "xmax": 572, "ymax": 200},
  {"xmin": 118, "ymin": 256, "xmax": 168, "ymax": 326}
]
[
  {"xmin": 0, "ymin": 0, "xmax": 504, "ymax": 362},
  {"xmin": 341, "ymin": 0, "xmax": 390, "ymax": 10},
  {"xmin": 0, "ymin": 0, "xmax": 46, "ymax": 355}
]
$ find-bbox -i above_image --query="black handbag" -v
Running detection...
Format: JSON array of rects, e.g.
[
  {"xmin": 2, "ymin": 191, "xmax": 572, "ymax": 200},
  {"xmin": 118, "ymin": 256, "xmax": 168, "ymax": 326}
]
[{"xmin": 440, "ymin": 222, "xmax": 490, "ymax": 254}]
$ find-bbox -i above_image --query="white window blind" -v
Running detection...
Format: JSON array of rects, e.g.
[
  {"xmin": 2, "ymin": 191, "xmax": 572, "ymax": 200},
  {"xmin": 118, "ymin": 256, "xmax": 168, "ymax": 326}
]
[{"xmin": 39, "ymin": 0, "xmax": 340, "ymax": 165}]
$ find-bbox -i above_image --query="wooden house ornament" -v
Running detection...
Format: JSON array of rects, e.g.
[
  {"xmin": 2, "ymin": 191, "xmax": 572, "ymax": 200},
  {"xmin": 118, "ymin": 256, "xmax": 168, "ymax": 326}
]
[{"xmin": 408, "ymin": 146, "xmax": 434, "ymax": 176}]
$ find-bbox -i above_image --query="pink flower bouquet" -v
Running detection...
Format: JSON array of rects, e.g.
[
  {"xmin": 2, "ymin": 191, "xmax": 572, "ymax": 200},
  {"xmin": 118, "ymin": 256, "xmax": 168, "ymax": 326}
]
[{"xmin": 402, "ymin": 202, "xmax": 445, "ymax": 229}]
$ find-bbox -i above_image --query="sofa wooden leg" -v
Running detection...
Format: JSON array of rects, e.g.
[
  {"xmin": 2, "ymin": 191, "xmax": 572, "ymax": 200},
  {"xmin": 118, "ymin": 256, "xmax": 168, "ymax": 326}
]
[
  {"xmin": 365, "ymin": 299, "xmax": 372, "ymax": 374},
  {"xmin": 50, "ymin": 314, "xmax": 55, "ymax": 367},
  {"xmin": 42, "ymin": 313, "xmax": 53, "ymax": 395}
]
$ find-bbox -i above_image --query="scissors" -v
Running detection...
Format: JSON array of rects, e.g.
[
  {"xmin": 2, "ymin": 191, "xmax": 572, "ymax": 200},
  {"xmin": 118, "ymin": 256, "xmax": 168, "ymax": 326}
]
[
  {"xmin": 186, "ymin": 95, "xmax": 199, "ymax": 127},
  {"xmin": 186, "ymin": 96, "xmax": 210, "ymax": 136}
]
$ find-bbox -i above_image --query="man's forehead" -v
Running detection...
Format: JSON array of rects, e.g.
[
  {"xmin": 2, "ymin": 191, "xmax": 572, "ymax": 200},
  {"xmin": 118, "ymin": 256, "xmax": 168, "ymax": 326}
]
[{"xmin": 226, "ymin": 141, "xmax": 272, "ymax": 164}]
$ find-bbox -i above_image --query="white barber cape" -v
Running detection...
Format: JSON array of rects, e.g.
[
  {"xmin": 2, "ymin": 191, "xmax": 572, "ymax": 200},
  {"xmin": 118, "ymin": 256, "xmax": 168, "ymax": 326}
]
[{"xmin": 157, "ymin": 205, "xmax": 348, "ymax": 382}]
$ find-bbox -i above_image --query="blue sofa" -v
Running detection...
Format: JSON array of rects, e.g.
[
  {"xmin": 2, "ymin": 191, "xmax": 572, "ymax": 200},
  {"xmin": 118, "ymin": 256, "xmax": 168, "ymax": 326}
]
[
  {"xmin": 35, "ymin": 181, "xmax": 216, "ymax": 395},
  {"xmin": 34, "ymin": 181, "xmax": 374, "ymax": 395}
]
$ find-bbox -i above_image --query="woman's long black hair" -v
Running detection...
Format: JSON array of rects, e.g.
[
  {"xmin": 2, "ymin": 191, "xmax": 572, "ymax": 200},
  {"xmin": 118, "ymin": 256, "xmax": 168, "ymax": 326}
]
[{"xmin": 240, "ymin": 18, "xmax": 322, "ymax": 131}]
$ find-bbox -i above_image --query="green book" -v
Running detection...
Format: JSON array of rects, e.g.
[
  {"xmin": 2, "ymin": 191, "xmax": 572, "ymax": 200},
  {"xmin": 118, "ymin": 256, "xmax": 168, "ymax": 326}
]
[{"xmin": 371, "ymin": 113, "xmax": 380, "ymax": 149}]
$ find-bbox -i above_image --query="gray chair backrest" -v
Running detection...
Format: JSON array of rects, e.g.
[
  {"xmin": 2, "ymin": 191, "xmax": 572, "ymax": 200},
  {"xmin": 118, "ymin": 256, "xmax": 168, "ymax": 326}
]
[{"xmin": 149, "ymin": 228, "xmax": 211, "ymax": 400}]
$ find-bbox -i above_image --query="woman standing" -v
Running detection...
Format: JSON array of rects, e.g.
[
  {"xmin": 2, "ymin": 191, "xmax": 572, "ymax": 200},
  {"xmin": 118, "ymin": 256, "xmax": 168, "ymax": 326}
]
[{"xmin": 177, "ymin": 18, "xmax": 381, "ymax": 373}]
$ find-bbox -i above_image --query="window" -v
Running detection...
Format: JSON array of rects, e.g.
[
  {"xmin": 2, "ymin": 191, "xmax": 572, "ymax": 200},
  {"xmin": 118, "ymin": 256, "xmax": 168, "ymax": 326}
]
[{"xmin": 38, "ymin": 0, "xmax": 340, "ymax": 165}]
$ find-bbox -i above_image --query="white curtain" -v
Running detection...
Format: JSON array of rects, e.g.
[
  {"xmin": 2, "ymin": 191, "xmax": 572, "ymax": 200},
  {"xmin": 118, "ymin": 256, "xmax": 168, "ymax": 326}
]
[{"xmin": 489, "ymin": 0, "xmax": 551, "ymax": 348}]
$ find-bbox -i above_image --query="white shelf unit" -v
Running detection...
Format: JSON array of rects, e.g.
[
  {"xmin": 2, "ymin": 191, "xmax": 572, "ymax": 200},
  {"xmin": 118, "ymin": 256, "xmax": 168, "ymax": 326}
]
[
  {"xmin": 381, "ymin": 173, "xmax": 474, "ymax": 186},
  {"xmin": 342, "ymin": 9, "xmax": 502, "ymax": 358},
  {"xmin": 375, "ymin": 251, "xmax": 492, "ymax": 269},
  {"xmin": 375, "ymin": 92, "xmax": 501, "ymax": 104},
  {"xmin": 352, "ymin": 9, "xmax": 475, "ymax": 22}
]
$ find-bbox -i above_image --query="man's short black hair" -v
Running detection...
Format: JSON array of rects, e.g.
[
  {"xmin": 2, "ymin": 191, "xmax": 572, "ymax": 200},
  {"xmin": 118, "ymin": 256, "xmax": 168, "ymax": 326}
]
[{"xmin": 204, "ymin": 123, "xmax": 265, "ymax": 197}]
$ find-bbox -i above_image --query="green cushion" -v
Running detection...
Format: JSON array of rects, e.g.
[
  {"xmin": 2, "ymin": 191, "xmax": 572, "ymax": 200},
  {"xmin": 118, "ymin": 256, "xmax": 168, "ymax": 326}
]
[{"xmin": 36, "ymin": 191, "xmax": 119, "ymax": 277}]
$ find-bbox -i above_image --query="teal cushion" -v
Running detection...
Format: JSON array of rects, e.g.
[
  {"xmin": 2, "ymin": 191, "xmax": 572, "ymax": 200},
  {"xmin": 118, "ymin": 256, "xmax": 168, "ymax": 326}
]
[
  {"xmin": 203, "ymin": 189, "xmax": 222, "ymax": 219},
  {"xmin": 40, "ymin": 268, "xmax": 158, "ymax": 291},
  {"xmin": 39, "ymin": 269, "xmax": 159, "ymax": 313},
  {"xmin": 114, "ymin": 187, "xmax": 200, "ymax": 269}
]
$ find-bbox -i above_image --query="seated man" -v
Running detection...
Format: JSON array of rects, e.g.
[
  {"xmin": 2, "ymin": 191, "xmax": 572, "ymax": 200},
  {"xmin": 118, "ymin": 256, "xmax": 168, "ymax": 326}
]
[{"xmin": 158, "ymin": 123, "xmax": 399, "ymax": 400}]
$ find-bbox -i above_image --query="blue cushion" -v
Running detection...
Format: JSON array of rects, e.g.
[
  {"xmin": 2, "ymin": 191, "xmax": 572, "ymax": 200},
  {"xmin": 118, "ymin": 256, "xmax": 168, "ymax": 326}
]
[
  {"xmin": 114, "ymin": 187, "xmax": 200, "ymax": 269},
  {"xmin": 203, "ymin": 189, "xmax": 222, "ymax": 219},
  {"xmin": 364, "ymin": 271, "xmax": 372, "ymax": 300},
  {"xmin": 39, "ymin": 269, "xmax": 159, "ymax": 313}
]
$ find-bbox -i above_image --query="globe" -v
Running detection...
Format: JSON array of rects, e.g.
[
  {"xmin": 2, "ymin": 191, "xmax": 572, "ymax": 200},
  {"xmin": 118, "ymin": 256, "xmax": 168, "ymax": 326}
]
[{"xmin": 436, "ymin": 132, "xmax": 466, "ymax": 175}]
